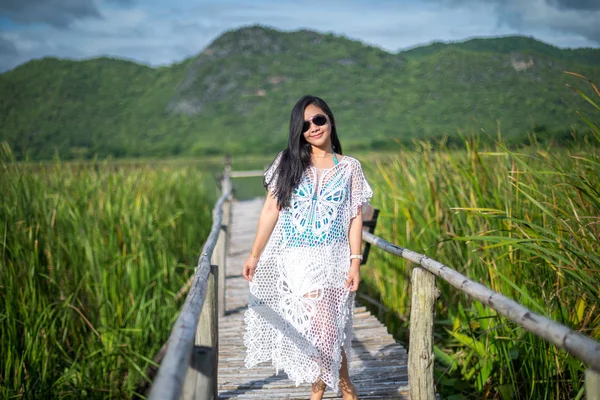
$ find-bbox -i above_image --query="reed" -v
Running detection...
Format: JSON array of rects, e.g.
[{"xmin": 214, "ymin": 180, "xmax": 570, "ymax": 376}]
[
  {"xmin": 0, "ymin": 146, "xmax": 213, "ymax": 398},
  {"xmin": 361, "ymin": 75, "xmax": 600, "ymax": 399}
]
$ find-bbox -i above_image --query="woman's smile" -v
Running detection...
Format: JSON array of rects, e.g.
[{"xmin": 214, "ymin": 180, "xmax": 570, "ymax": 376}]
[{"xmin": 303, "ymin": 104, "xmax": 332, "ymax": 149}]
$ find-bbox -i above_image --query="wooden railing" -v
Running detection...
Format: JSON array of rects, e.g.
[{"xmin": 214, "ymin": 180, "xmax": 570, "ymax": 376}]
[
  {"xmin": 148, "ymin": 160, "xmax": 232, "ymax": 400},
  {"xmin": 362, "ymin": 232, "xmax": 600, "ymax": 400},
  {"xmin": 148, "ymin": 158, "xmax": 600, "ymax": 400}
]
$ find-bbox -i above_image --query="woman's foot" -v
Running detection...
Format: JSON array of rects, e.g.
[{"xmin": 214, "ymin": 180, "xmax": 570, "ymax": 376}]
[
  {"xmin": 339, "ymin": 349, "xmax": 358, "ymax": 399},
  {"xmin": 310, "ymin": 379, "xmax": 326, "ymax": 400},
  {"xmin": 339, "ymin": 378, "xmax": 358, "ymax": 400}
]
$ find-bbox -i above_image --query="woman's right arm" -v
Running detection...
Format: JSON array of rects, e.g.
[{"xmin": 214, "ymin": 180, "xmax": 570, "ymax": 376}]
[{"xmin": 242, "ymin": 190, "xmax": 280, "ymax": 282}]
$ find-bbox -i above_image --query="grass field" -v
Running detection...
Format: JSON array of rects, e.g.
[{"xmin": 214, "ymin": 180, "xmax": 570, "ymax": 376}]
[
  {"xmin": 0, "ymin": 145, "xmax": 214, "ymax": 398},
  {"xmin": 359, "ymin": 77, "xmax": 600, "ymax": 399}
]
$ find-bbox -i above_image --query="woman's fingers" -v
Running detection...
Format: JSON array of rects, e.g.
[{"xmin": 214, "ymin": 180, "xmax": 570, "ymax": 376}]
[
  {"xmin": 347, "ymin": 273, "xmax": 360, "ymax": 292},
  {"xmin": 243, "ymin": 263, "xmax": 256, "ymax": 282},
  {"xmin": 350, "ymin": 277, "xmax": 360, "ymax": 292}
]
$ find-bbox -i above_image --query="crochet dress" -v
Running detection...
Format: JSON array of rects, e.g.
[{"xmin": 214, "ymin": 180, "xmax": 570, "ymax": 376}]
[{"xmin": 244, "ymin": 152, "xmax": 373, "ymax": 391}]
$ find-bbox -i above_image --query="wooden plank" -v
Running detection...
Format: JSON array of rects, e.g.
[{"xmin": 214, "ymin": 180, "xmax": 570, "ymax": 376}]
[{"xmin": 363, "ymin": 231, "xmax": 600, "ymax": 372}]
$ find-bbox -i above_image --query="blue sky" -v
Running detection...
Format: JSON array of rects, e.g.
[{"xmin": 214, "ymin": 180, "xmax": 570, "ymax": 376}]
[{"xmin": 1, "ymin": 0, "xmax": 599, "ymax": 72}]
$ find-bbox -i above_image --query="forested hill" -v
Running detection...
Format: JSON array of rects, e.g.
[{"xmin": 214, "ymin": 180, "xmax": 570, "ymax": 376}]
[{"xmin": 0, "ymin": 25, "xmax": 599, "ymax": 160}]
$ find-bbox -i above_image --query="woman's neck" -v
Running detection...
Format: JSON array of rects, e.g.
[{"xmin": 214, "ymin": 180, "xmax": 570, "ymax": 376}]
[{"xmin": 311, "ymin": 146, "xmax": 334, "ymax": 158}]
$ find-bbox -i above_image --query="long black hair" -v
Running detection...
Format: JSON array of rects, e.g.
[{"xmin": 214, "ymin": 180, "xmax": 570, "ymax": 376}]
[{"xmin": 265, "ymin": 95, "xmax": 343, "ymax": 209}]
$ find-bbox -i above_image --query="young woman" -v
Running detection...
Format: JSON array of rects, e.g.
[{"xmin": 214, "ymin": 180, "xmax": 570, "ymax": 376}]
[{"xmin": 242, "ymin": 95, "xmax": 373, "ymax": 400}]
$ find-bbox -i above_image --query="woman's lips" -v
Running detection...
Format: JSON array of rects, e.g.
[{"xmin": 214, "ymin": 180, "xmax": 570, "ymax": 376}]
[{"xmin": 311, "ymin": 132, "xmax": 323, "ymax": 139}]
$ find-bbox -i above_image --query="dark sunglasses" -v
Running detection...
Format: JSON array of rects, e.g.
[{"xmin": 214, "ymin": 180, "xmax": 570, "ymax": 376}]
[{"xmin": 302, "ymin": 114, "xmax": 328, "ymax": 133}]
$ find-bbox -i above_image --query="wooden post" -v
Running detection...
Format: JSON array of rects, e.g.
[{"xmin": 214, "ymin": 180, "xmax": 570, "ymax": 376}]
[
  {"xmin": 408, "ymin": 267, "xmax": 439, "ymax": 400},
  {"xmin": 221, "ymin": 216, "xmax": 228, "ymax": 316},
  {"xmin": 212, "ymin": 216, "xmax": 226, "ymax": 317},
  {"xmin": 218, "ymin": 156, "xmax": 232, "ymax": 316},
  {"xmin": 196, "ymin": 264, "xmax": 219, "ymax": 400},
  {"xmin": 587, "ymin": 369, "xmax": 600, "ymax": 400},
  {"xmin": 221, "ymin": 154, "xmax": 233, "ymax": 254},
  {"xmin": 180, "ymin": 356, "xmax": 197, "ymax": 400},
  {"xmin": 180, "ymin": 264, "xmax": 218, "ymax": 400},
  {"xmin": 226, "ymin": 194, "xmax": 233, "ymax": 256},
  {"xmin": 360, "ymin": 205, "xmax": 379, "ymax": 265},
  {"xmin": 220, "ymin": 173, "xmax": 230, "ymax": 318}
]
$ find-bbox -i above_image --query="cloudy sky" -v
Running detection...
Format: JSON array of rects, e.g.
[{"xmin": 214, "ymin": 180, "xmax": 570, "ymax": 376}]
[{"xmin": 1, "ymin": 0, "xmax": 599, "ymax": 73}]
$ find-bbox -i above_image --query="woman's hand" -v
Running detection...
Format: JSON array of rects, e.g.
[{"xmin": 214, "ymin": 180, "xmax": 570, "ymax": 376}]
[
  {"xmin": 346, "ymin": 261, "xmax": 361, "ymax": 292},
  {"xmin": 243, "ymin": 255, "xmax": 259, "ymax": 282},
  {"xmin": 242, "ymin": 191, "xmax": 279, "ymax": 283}
]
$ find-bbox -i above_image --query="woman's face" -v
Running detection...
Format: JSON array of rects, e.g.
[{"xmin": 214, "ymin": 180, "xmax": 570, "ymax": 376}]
[{"xmin": 303, "ymin": 104, "xmax": 332, "ymax": 151}]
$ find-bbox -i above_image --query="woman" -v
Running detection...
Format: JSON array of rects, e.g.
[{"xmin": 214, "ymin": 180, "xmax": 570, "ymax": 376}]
[{"xmin": 242, "ymin": 95, "xmax": 373, "ymax": 400}]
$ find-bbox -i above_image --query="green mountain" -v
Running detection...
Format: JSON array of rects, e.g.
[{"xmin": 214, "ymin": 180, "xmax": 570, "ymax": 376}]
[
  {"xmin": 0, "ymin": 25, "xmax": 599, "ymax": 160},
  {"xmin": 402, "ymin": 35, "xmax": 600, "ymax": 66}
]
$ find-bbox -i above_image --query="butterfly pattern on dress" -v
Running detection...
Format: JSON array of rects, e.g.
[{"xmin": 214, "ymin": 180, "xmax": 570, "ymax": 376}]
[
  {"xmin": 290, "ymin": 167, "xmax": 347, "ymax": 238},
  {"xmin": 275, "ymin": 246, "xmax": 332, "ymax": 336}
]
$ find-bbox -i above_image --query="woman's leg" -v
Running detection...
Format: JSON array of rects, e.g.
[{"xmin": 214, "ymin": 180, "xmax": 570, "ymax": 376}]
[
  {"xmin": 339, "ymin": 348, "xmax": 358, "ymax": 400},
  {"xmin": 310, "ymin": 378, "xmax": 326, "ymax": 400},
  {"xmin": 306, "ymin": 289, "xmax": 357, "ymax": 399}
]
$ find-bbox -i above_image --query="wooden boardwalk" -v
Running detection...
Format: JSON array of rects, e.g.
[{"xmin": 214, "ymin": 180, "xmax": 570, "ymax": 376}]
[{"xmin": 217, "ymin": 199, "xmax": 409, "ymax": 399}]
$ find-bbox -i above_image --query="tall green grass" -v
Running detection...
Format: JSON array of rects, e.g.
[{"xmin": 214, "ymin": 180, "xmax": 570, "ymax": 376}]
[
  {"xmin": 0, "ymin": 145, "xmax": 213, "ymax": 398},
  {"xmin": 361, "ymin": 75, "xmax": 600, "ymax": 399}
]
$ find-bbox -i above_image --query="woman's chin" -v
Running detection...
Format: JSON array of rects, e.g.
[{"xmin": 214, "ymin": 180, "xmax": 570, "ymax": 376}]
[{"xmin": 309, "ymin": 139, "xmax": 331, "ymax": 149}]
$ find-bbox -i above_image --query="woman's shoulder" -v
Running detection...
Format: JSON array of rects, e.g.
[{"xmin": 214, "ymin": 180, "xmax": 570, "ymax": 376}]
[
  {"xmin": 269, "ymin": 151, "xmax": 285, "ymax": 167},
  {"xmin": 340, "ymin": 154, "xmax": 363, "ymax": 168}
]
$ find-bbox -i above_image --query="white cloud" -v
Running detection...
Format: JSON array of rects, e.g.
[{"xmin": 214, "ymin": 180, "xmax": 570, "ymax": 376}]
[{"xmin": 434, "ymin": 0, "xmax": 600, "ymax": 44}]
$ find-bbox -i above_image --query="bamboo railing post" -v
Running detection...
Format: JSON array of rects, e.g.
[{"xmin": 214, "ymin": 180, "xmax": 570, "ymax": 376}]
[
  {"xmin": 587, "ymin": 369, "xmax": 600, "ymax": 400},
  {"xmin": 408, "ymin": 267, "xmax": 439, "ymax": 400}
]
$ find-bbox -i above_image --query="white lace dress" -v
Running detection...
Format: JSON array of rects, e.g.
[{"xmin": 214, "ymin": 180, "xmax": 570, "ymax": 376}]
[{"xmin": 244, "ymin": 153, "xmax": 373, "ymax": 391}]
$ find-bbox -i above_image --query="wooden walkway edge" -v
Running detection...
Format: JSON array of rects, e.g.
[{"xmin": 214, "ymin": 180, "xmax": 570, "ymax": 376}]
[{"xmin": 217, "ymin": 198, "xmax": 410, "ymax": 399}]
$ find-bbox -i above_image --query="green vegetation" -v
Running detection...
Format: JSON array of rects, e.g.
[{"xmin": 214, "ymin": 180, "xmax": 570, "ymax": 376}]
[
  {"xmin": 402, "ymin": 35, "xmax": 600, "ymax": 65},
  {"xmin": 360, "ymin": 74, "xmax": 600, "ymax": 398},
  {"xmin": 1, "ymin": 26, "xmax": 599, "ymax": 161},
  {"xmin": 0, "ymin": 147, "xmax": 214, "ymax": 398}
]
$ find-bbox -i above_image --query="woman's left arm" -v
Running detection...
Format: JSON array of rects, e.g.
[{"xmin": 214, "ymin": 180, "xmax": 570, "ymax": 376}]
[{"xmin": 346, "ymin": 208, "xmax": 363, "ymax": 292}]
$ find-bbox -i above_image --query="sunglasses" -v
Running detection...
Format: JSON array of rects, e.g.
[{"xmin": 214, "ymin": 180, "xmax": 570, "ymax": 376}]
[{"xmin": 302, "ymin": 114, "xmax": 328, "ymax": 133}]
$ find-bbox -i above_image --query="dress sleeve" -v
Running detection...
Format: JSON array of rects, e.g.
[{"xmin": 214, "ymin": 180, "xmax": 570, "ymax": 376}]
[
  {"xmin": 350, "ymin": 159, "xmax": 373, "ymax": 219},
  {"xmin": 264, "ymin": 152, "xmax": 283, "ymax": 193}
]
